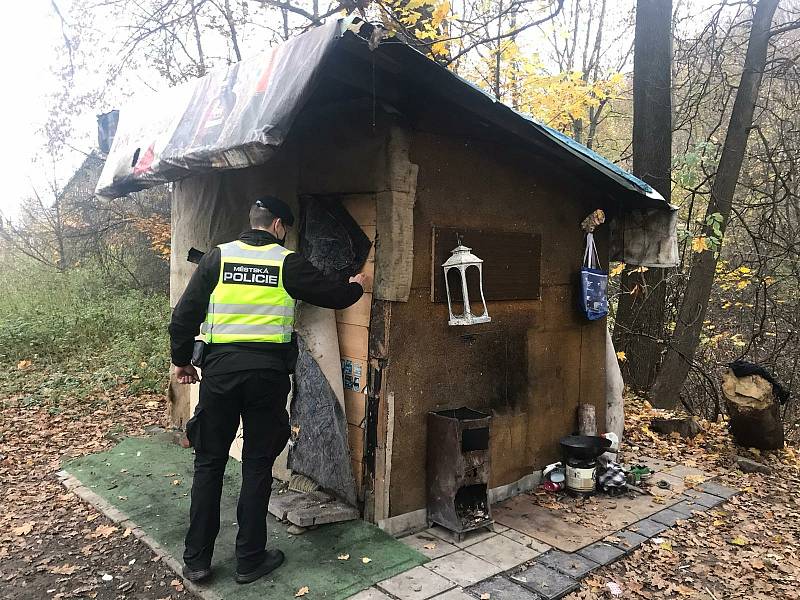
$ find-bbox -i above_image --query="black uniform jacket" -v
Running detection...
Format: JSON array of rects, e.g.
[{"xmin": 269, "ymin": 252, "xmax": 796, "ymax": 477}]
[{"xmin": 169, "ymin": 229, "xmax": 364, "ymax": 375}]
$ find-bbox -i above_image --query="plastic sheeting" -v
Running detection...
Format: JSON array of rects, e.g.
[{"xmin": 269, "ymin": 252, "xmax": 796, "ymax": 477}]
[
  {"xmin": 299, "ymin": 196, "xmax": 372, "ymax": 279},
  {"xmin": 95, "ymin": 17, "xmax": 676, "ymax": 270},
  {"xmin": 609, "ymin": 207, "xmax": 680, "ymax": 268},
  {"xmin": 288, "ymin": 196, "xmax": 370, "ymax": 505},
  {"xmin": 95, "ymin": 20, "xmax": 339, "ymax": 198},
  {"xmin": 290, "ymin": 334, "xmax": 357, "ymax": 506}
]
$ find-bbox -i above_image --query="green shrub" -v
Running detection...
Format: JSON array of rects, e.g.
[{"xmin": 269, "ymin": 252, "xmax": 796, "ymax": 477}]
[{"xmin": 0, "ymin": 255, "xmax": 170, "ymax": 403}]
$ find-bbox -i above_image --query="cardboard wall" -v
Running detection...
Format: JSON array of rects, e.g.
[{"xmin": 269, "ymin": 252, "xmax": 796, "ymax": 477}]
[
  {"xmin": 384, "ymin": 130, "xmax": 609, "ymax": 517},
  {"xmin": 335, "ymin": 194, "xmax": 377, "ymax": 494}
]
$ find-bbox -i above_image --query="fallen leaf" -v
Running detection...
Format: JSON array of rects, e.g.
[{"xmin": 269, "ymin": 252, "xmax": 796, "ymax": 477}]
[
  {"xmin": 50, "ymin": 564, "xmax": 79, "ymax": 575},
  {"xmin": 659, "ymin": 540, "xmax": 673, "ymax": 552},
  {"xmin": 170, "ymin": 579, "xmax": 184, "ymax": 592},
  {"xmin": 730, "ymin": 536, "xmax": 749, "ymax": 546},
  {"xmin": 480, "ymin": 594, "xmax": 491, "ymax": 600},
  {"xmin": 651, "ymin": 573, "xmax": 669, "ymax": 590},
  {"xmin": 295, "ymin": 586, "xmax": 309, "ymax": 597},
  {"xmin": 92, "ymin": 525, "xmax": 118, "ymax": 538},
  {"xmin": 337, "ymin": 554, "xmax": 350, "ymax": 560},
  {"xmin": 17, "ymin": 359, "xmax": 32, "ymax": 370},
  {"xmin": 12, "ymin": 522, "xmax": 34, "ymax": 536},
  {"xmin": 123, "ymin": 528, "xmax": 132, "ymax": 538},
  {"xmin": 684, "ymin": 475, "xmax": 705, "ymax": 488},
  {"xmin": 423, "ymin": 543, "xmax": 437, "ymax": 550}
]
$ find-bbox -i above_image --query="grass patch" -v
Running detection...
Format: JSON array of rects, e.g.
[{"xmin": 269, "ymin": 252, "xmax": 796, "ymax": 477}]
[{"xmin": 0, "ymin": 256, "xmax": 170, "ymax": 404}]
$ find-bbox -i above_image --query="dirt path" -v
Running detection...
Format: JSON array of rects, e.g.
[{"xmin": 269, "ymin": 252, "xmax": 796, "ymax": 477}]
[{"xmin": 0, "ymin": 392, "xmax": 198, "ymax": 600}]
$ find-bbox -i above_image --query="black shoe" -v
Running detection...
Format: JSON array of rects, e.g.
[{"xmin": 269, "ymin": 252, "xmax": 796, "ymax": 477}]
[
  {"xmin": 235, "ymin": 550, "xmax": 285, "ymax": 584},
  {"xmin": 182, "ymin": 564, "xmax": 212, "ymax": 582}
]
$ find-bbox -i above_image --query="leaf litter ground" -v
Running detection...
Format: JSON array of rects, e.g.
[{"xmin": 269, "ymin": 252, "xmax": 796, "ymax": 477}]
[
  {"xmin": 565, "ymin": 398, "xmax": 800, "ymax": 599},
  {"xmin": 0, "ymin": 391, "xmax": 198, "ymax": 600},
  {"xmin": 3, "ymin": 386, "xmax": 799, "ymax": 600}
]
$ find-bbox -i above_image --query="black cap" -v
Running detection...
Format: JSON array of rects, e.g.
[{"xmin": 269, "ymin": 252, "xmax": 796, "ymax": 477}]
[{"xmin": 254, "ymin": 196, "xmax": 295, "ymax": 226}]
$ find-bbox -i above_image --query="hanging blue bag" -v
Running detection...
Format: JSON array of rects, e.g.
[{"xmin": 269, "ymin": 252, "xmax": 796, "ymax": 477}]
[{"xmin": 580, "ymin": 233, "xmax": 608, "ymax": 320}]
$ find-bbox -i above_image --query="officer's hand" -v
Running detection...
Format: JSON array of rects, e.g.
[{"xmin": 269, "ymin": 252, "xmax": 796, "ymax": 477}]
[
  {"xmin": 349, "ymin": 273, "xmax": 370, "ymax": 288},
  {"xmin": 174, "ymin": 364, "xmax": 200, "ymax": 384}
]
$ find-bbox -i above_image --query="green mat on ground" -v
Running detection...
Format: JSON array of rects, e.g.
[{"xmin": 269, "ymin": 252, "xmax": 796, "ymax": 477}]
[{"xmin": 64, "ymin": 437, "xmax": 426, "ymax": 600}]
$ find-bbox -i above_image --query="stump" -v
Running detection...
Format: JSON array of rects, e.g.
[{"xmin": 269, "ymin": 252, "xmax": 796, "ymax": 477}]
[{"xmin": 721, "ymin": 369, "xmax": 784, "ymax": 450}]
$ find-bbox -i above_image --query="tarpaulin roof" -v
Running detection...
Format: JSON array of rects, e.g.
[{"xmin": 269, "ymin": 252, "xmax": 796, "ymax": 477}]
[{"xmin": 96, "ymin": 17, "xmax": 667, "ymax": 209}]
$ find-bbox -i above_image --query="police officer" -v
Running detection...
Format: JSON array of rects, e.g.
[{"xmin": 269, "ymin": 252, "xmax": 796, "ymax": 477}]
[{"xmin": 169, "ymin": 196, "xmax": 366, "ymax": 584}]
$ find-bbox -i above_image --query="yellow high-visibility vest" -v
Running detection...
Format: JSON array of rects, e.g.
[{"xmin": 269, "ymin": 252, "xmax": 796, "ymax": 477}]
[{"xmin": 200, "ymin": 241, "xmax": 295, "ymax": 344}]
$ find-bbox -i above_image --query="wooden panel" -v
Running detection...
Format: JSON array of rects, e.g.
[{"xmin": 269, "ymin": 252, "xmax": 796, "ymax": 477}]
[
  {"xmin": 336, "ymin": 194, "xmax": 375, "ymax": 502},
  {"xmin": 360, "ymin": 225, "xmax": 377, "ymax": 246},
  {"xmin": 337, "ymin": 292, "xmax": 373, "ymax": 327},
  {"xmin": 341, "ymin": 195, "xmax": 377, "ymax": 227},
  {"xmin": 368, "ymin": 300, "xmax": 392, "ymax": 360},
  {"xmin": 489, "ymin": 411, "xmax": 531, "ymax": 487},
  {"xmin": 579, "ymin": 322, "xmax": 607, "ymax": 428},
  {"xmin": 344, "ymin": 388, "xmax": 367, "ymax": 426},
  {"xmin": 351, "ymin": 459, "xmax": 364, "ymax": 490},
  {"xmin": 432, "ymin": 227, "xmax": 542, "ymax": 302},
  {"xmin": 348, "ymin": 423, "xmax": 365, "ymax": 461},
  {"xmin": 361, "ymin": 260, "xmax": 375, "ymax": 293},
  {"xmin": 526, "ymin": 328, "xmax": 582, "ymax": 466},
  {"xmin": 338, "ymin": 323, "xmax": 369, "ymax": 360}
]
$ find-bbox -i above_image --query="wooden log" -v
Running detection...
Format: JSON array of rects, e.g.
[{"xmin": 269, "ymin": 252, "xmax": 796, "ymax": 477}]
[
  {"xmin": 735, "ymin": 456, "xmax": 772, "ymax": 475},
  {"xmin": 578, "ymin": 403, "xmax": 597, "ymax": 436},
  {"xmin": 650, "ymin": 417, "xmax": 702, "ymax": 438},
  {"xmin": 721, "ymin": 369, "xmax": 784, "ymax": 450}
]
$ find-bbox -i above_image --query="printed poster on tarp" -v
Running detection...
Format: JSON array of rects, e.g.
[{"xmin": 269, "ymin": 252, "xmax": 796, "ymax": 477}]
[{"xmin": 95, "ymin": 19, "xmax": 341, "ymax": 198}]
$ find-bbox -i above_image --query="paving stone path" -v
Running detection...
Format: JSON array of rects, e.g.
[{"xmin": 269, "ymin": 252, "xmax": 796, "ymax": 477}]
[
  {"xmin": 58, "ymin": 436, "xmax": 738, "ymax": 600},
  {"xmin": 358, "ymin": 481, "xmax": 737, "ymax": 600}
]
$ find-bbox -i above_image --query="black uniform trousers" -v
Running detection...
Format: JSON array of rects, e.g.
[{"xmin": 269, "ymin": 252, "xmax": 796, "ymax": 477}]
[{"xmin": 183, "ymin": 368, "xmax": 291, "ymax": 574}]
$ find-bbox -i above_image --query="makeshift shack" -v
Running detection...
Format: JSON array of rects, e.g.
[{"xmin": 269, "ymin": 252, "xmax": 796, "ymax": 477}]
[{"xmin": 95, "ymin": 18, "xmax": 678, "ymax": 533}]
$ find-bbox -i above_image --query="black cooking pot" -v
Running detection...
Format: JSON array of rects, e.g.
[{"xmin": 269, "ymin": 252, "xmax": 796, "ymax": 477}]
[{"xmin": 560, "ymin": 435, "xmax": 612, "ymax": 461}]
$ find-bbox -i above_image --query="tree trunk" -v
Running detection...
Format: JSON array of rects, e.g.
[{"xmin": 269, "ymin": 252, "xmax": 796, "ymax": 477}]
[
  {"xmin": 223, "ymin": 0, "xmax": 242, "ymax": 62},
  {"xmin": 613, "ymin": 0, "xmax": 672, "ymax": 393},
  {"xmin": 650, "ymin": 0, "xmax": 779, "ymax": 408},
  {"xmin": 190, "ymin": 0, "xmax": 206, "ymax": 76}
]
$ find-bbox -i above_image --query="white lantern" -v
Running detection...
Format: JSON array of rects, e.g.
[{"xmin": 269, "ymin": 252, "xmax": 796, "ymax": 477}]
[{"xmin": 442, "ymin": 242, "xmax": 491, "ymax": 326}]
